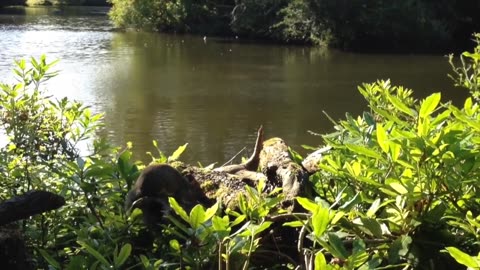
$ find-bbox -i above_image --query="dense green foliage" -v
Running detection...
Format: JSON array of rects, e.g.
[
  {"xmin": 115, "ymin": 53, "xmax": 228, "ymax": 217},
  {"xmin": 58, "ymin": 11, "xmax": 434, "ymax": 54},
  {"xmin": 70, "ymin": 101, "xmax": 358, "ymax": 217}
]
[
  {"xmin": 1, "ymin": 37, "xmax": 480, "ymax": 269},
  {"xmin": 109, "ymin": 0, "xmax": 480, "ymax": 51},
  {"xmin": 0, "ymin": 0, "xmax": 109, "ymax": 7}
]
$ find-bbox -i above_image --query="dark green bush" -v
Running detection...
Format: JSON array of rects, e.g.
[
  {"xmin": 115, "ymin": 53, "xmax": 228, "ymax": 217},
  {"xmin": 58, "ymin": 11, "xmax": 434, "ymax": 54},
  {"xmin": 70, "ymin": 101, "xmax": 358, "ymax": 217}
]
[{"xmin": 108, "ymin": 0, "xmax": 480, "ymax": 51}]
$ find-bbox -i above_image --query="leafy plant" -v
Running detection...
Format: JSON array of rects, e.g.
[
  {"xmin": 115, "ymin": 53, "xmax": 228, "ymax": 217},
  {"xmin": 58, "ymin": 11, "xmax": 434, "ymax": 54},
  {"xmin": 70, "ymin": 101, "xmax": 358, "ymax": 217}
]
[
  {"xmin": 166, "ymin": 180, "xmax": 279, "ymax": 269},
  {"xmin": 2, "ymin": 36, "xmax": 480, "ymax": 270},
  {"xmin": 296, "ymin": 36, "xmax": 480, "ymax": 269}
]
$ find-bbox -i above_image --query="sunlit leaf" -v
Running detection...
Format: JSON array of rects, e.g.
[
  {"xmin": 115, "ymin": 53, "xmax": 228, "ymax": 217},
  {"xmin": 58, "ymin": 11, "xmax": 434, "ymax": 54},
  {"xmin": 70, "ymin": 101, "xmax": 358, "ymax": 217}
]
[
  {"xmin": 204, "ymin": 202, "xmax": 219, "ymax": 222},
  {"xmin": 169, "ymin": 143, "xmax": 188, "ymax": 162},
  {"xmin": 346, "ymin": 144, "xmax": 383, "ymax": 159},
  {"xmin": 212, "ymin": 215, "xmax": 229, "ymax": 231},
  {"xmin": 444, "ymin": 247, "xmax": 479, "ymax": 268},
  {"xmin": 312, "ymin": 206, "xmax": 330, "ymax": 237},
  {"xmin": 366, "ymin": 198, "xmax": 381, "ymax": 218},
  {"xmin": 350, "ymin": 250, "xmax": 369, "ymax": 268},
  {"xmin": 376, "ymin": 124, "xmax": 389, "ymax": 154},
  {"xmin": 314, "ymin": 251, "xmax": 327, "ymax": 270},
  {"xmin": 389, "ymin": 182, "xmax": 408, "ymax": 195},
  {"xmin": 297, "ymin": 197, "xmax": 319, "ymax": 213},
  {"xmin": 169, "ymin": 239, "xmax": 181, "ymax": 252},
  {"xmin": 419, "ymin": 93, "xmax": 441, "ymax": 118},
  {"xmin": 168, "ymin": 197, "xmax": 189, "ymax": 223},
  {"xmin": 387, "ymin": 94, "xmax": 416, "ymax": 117},
  {"xmin": 189, "ymin": 204, "xmax": 206, "ymax": 229},
  {"xmin": 283, "ymin": 220, "xmax": 304, "ymax": 227}
]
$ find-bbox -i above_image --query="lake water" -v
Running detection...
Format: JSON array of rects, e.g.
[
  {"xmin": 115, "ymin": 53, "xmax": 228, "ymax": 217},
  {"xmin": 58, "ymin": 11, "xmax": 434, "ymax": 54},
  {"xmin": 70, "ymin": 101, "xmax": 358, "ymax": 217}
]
[{"xmin": 0, "ymin": 6, "xmax": 468, "ymax": 164}]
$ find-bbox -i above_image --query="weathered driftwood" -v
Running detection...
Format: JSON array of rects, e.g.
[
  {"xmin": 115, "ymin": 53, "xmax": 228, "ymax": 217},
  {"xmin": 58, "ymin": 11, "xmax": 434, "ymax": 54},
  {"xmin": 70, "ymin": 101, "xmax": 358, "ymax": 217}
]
[
  {"xmin": 213, "ymin": 125, "xmax": 264, "ymax": 174},
  {"xmin": 0, "ymin": 190, "xmax": 65, "ymax": 226},
  {"xmin": 128, "ymin": 125, "xmax": 325, "ymax": 216},
  {"xmin": 259, "ymin": 137, "xmax": 309, "ymax": 199},
  {"xmin": 167, "ymin": 126, "xmax": 267, "ymax": 209},
  {"xmin": 124, "ymin": 127, "xmax": 330, "ymax": 268},
  {"xmin": 301, "ymin": 146, "xmax": 331, "ymax": 174},
  {"xmin": 170, "ymin": 127, "xmax": 311, "ymax": 210}
]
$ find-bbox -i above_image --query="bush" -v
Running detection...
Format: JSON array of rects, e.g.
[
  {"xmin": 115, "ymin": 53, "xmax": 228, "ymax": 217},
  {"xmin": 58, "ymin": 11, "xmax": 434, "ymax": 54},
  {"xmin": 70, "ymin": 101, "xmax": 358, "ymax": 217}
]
[
  {"xmin": 108, "ymin": 0, "xmax": 480, "ymax": 51},
  {"xmin": 108, "ymin": 0, "xmax": 225, "ymax": 33},
  {"xmin": 1, "ymin": 37, "xmax": 480, "ymax": 269},
  {"xmin": 293, "ymin": 34, "xmax": 480, "ymax": 268}
]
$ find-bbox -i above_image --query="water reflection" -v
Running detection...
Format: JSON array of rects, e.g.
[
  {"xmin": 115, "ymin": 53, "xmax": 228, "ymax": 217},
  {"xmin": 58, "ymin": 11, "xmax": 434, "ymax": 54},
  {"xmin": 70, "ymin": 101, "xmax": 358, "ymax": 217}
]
[{"xmin": 0, "ymin": 6, "xmax": 468, "ymax": 164}]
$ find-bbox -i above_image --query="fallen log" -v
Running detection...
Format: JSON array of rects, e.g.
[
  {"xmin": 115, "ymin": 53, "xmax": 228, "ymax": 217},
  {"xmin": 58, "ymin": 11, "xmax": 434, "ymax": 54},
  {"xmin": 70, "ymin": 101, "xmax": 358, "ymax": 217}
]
[
  {"xmin": 0, "ymin": 190, "xmax": 65, "ymax": 226},
  {"xmin": 127, "ymin": 127, "xmax": 323, "ymax": 268},
  {"xmin": 0, "ymin": 224, "xmax": 33, "ymax": 270},
  {"xmin": 301, "ymin": 146, "xmax": 331, "ymax": 174},
  {"xmin": 135, "ymin": 127, "xmax": 313, "ymax": 211},
  {"xmin": 0, "ymin": 190, "xmax": 65, "ymax": 270}
]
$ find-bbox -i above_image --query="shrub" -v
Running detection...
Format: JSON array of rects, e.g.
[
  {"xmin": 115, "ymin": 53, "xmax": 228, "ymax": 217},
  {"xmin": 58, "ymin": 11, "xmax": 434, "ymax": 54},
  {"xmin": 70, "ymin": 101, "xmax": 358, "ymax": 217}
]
[
  {"xmin": 291, "ymin": 35, "xmax": 480, "ymax": 268},
  {"xmin": 1, "ymin": 37, "xmax": 480, "ymax": 269}
]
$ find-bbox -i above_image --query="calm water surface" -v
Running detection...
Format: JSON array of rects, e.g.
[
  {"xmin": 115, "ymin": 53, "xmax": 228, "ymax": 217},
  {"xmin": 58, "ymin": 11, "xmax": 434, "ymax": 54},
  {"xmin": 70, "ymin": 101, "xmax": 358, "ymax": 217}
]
[{"xmin": 0, "ymin": 6, "xmax": 467, "ymax": 164}]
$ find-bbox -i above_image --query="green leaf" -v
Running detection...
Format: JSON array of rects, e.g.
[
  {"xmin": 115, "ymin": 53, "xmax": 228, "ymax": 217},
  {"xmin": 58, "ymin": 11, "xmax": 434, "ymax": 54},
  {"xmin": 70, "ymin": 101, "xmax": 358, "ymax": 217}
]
[
  {"xmin": 445, "ymin": 247, "xmax": 480, "ymax": 268},
  {"xmin": 339, "ymin": 192, "xmax": 361, "ymax": 211},
  {"xmin": 254, "ymin": 221, "xmax": 273, "ymax": 235},
  {"xmin": 372, "ymin": 107, "xmax": 408, "ymax": 127},
  {"xmin": 204, "ymin": 202, "xmax": 219, "ymax": 222},
  {"xmin": 346, "ymin": 144, "xmax": 382, "ymax": 159},
  {"xmin": 66, "ymin": 256, "xmax": 86, "ymax": 270},
  {"xmin": 389, "ymin": 182, "xmax": 408, "ymax": 195},
  {"xmin": 212, "ymin": 215, "xmax": 230, "ymax": 232},
  {"xmin": 312, "ymin": 206, "xmax": 330, "ymax": 237},
  {"xmin": 117, "ymin": 150, "xmax": 132, "ymax": 180},
  {"xmin": 168, "ymin": 197, "xmax": 189, "ymax": 223},
  {"xmin": 463, "ymin": 51, "xmax": 480, "ymax": 60},
  {"xmin": 169, "ymin": 239, "xmax": 181, "ymax": 252},
  {"xmin": 366, "ymin": 198, "xmax": 381, "ymax": 218},
  {"xmin": 376, "ymin": 124, "xmax": 389, "ymax": 154},
  {"xmin": 189, "ymin": 204, "xmax": 206, "ymax": 229},
  {"xmin": 464, "ymin": 97, "xmax": 474, "ymax": 116},
  {"xmin": 419, "ymin": 93, "xmax": 441, "ymax": 118},
  {"xmin": 431, "ymin": 109, "xmax": 452, "ymax": 126},
  {"xmin": 389, "ymin": 141, "xmax": 401, "ymax": 162},
  {"xmin": 239, "ymin": 221, "xmax": 273, "ymax": 237},
  {"xmin": 388, "ymin": 236, "xmax": 412, "ymax": 263},
  {"xmin": 297, "ymin": 197, "xmax": 319, "ymax": 213},
  {"xmin": 168, "ymin": 143, "xmax": 188, "ymax": 162},
  {"xmin": 140, "ymin": 255, "xmax": 150, "ymax": 267},
  {"xmin": 350, "ymin": 250, "xmax": 369, "ymax": 268},
  {"xmin": 288, "ymin": 146, "xmax": 304, "ymax": 164},
  {"xmin": 283, "ymin": 220, "xmax": 304, "ymax": 227},
  {"xmin": 360, "ymin": 218, "xmax": 383, "ymax": 238},
  {"xmin": 77, "ymin": 241, "xmax": 110, "ymax": 267},
  {"xmin": 417, "ymin": 117, "xmax": 431, "ymax": 137},
  {"xmin": 387, "ymin": 94, "xmax": 416, "ymax": 117},
  {"xmin": 314, "ymin": 251, "xmax": 327, "ymax": 270},
  {"xmin": 38, "ymin": 249, "xmax": 61, "ymax": 269},
  {"xmin": 327, "ymin": 233, "xmax": 348, "ymax": 259},
  {"xmin": 114, "ymin": 244, "xmax": 131, "ymax": 268}
]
